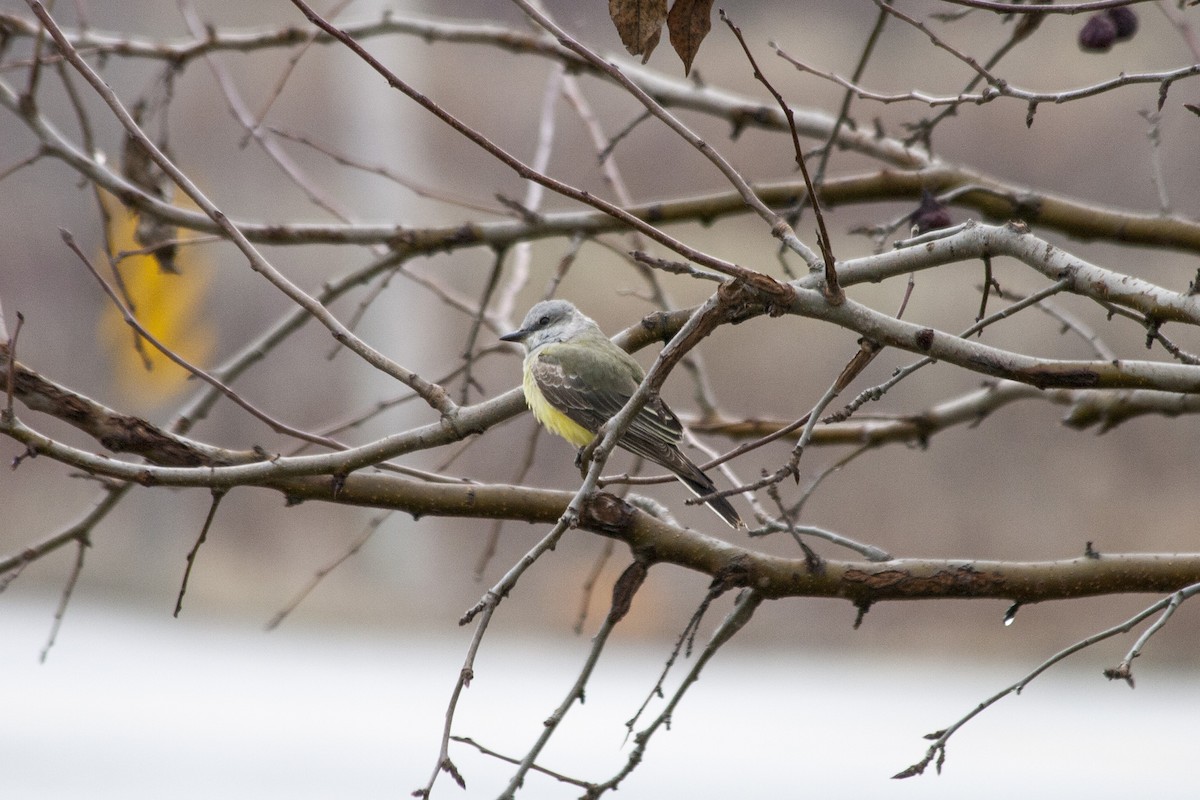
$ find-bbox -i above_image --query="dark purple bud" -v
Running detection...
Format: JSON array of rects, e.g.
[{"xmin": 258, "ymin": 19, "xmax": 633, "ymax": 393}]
[
  {"xmin": 1106, "ymin": 7, "xmax": 1138, "ymax": 41},
  {"xmin": 1079, "ymin": 13, "xmax": 1117, "ymax": 53},
  {"xmin": 910, "ymin": 191, "xmax": 952, "ymax": 234}
]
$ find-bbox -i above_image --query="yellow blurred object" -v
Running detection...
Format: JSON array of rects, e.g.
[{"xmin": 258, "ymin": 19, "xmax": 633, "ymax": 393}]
[{"xmin": 97, "ymin": 191, "xmax": 215, "ymax": 408}]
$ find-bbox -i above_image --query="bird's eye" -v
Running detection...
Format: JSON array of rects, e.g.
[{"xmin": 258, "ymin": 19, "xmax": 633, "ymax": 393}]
[{"xmin": 538, "ymin": 315, "xmax": 550, "ymax": 326}]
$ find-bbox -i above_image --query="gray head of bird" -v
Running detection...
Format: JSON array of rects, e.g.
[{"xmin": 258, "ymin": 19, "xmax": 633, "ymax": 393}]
[{"xmin": 500, "ymin": 299, "xmax": 599, "ymax": 352}]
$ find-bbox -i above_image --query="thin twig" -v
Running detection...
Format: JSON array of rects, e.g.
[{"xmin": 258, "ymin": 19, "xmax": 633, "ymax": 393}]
[
  {"xmin": 40, "ymin": 535, "xmax": 88, "ymax": 663},
  {"xmin": 814, "ymin": 1, "xmax": 891, "ymax": 182},
  {"xmin": 1104, "ymin": 582, "xmax": 1200, "ymax": 686},
  {"xmin": 269, "ymin": 126, "xmax": 505, "ymax": 215},
  {"xmin": 265, "ymin": 511, "xmax": 391, "ymax": 630},
  {"xmin": 0, "ymin": 150, "xmax": 43, "ymax": 182},
  {"xmin": 623, "ymin": 588, "xmax": 724, "ymax": 737},
  {"xmin": 896, "ymin": 580, "xmax": 1200, "ymax": 778},
  {"xmin": 450, "ymin": 736, "xmax": 594, "ymax": 790},
  {"xmin": 775, "ymin": 46, "xmax": 1200, "ymax": 116},
  {"xmin": 721, "ymin": 10, "xmax": 840, "ymax": 299},
  {"xmin": 235, "ymin": 0, "xmax": 355, "ymax": 147},
  {"xmin": 995, "ymin": 285, "xmax": 1116, "ymax": 361},
  {"xmin": 459, "ymin": 248, "xmax": 506, "ymax": 405},
  {"xmin": 789, "ymin": 443, "xmax": 876, "ymax": 519},
  {"xmin": 0, "ymin": 484, "xmax": 130, "ymax": 585},
  {"xmin": 595, "ymin": 590, "xmax": 763, "ymax": 797},
  {"xmin": 500, "ymin": 582, "xmax": 628, "ymax": 795},
  {"xmin": 174, "ymin": 488, "xmax": 227, "ymax": 617},
  {"xmin": 937, "ymin": 0, "xmax": 1156, "ymax": 14},
  {"xmin": 750, "ymin": 520, "xmax": 892, "ymax": 562}
]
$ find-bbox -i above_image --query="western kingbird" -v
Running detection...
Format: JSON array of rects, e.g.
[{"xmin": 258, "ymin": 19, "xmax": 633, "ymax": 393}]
[{"xmin": 501, "ymin": 299, "xmax": 742, "ymax": 529}]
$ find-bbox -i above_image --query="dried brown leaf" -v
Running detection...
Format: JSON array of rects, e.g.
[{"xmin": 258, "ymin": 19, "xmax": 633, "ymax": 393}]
[
  {"xmin": 609, "ymin": 0, "xmax": 668, "ymax": 62},
  {"xmin": 667, "ymin": 0, "xmax": 713, "ymax": 75},
  {"xmin": 607, "ymin": 561, "xmax": 648, "ymax": 625}
]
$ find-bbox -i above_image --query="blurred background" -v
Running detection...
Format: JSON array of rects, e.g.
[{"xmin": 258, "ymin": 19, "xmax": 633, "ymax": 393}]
[{"xmin": 2, "ymin": 1, "xmax": 1198, "ymax": 797}]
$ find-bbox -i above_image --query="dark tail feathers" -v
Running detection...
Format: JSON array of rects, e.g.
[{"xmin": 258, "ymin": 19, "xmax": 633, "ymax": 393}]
[{"xmin": 668, "ymin": 452, "xmax": 743, "ymax": 529}]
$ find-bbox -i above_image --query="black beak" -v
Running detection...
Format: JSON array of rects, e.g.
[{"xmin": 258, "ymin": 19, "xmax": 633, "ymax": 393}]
[{"xmin": 499, "ymin": 328, "xmax": 527, "ymax": 343}]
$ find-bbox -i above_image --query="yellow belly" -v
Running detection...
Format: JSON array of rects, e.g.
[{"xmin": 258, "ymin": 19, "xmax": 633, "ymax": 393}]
[{"xmin": 523, "ymin": 364, "xmax": 595, "ymax": 447}]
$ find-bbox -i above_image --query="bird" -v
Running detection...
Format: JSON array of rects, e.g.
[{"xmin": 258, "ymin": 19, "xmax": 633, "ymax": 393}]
[{"xmin": 500, "ymin": 299, "xmax": 743, "ymax": 529}]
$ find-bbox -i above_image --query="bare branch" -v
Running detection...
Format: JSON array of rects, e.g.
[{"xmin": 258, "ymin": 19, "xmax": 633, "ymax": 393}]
[{"xmin": 898, "ymin": 578, "xmax": 1200, "ymax": 778}]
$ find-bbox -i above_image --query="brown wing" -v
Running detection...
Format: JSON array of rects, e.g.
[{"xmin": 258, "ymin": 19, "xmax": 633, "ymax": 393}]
[
  {"xmin": 530, "ymin": 344, "xmax": 684, "ymax": 462},
  {"xmin": 532, "ymin": 343, "xmax": 742, "ymax": 528}
]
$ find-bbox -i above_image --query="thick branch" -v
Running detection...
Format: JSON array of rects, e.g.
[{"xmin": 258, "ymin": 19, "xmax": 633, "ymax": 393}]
[
  {"xmin": 0, "ymin": 12, "xmax": 584, "ymax": 67},
  {"xmin": 686, "ymin": 380, "xmax": 1200, "ymax": 444},
  {"xmin": 274, "ymin": 473, "xmax": 1200, "ymax": 604},
  {"xmin": 5, "ymin": 46, "xmax": 1200, "ymax": 257},
  {"xmin": 7, "ymin": 356, "xmax": 1198, "ymax": 604},
  {"xmin": 790, "ymin": 287, "xmax": 1200, "ymax": 392},
  {"xmin": 2, "ymin": 347, "xmax": 259, "ymax": 467},
  {"xmin": 827, "ymin": 222, "xmax": 1200, "ymax": 325}
]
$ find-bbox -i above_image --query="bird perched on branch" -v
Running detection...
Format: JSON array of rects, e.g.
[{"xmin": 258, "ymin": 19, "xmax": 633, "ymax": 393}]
[{"xmin": 501, "ymin": 299, "xmax": 743, "ymax": 529}]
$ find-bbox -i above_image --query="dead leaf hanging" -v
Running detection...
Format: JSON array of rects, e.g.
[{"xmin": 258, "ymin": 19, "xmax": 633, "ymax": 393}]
[
  {"xmin": 609, "ymin": 0, "xmax": 668, "ymax": 62},
  {"xmin": 667, "ymin": 0, "xmax": 714, "ymax": 75}
]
